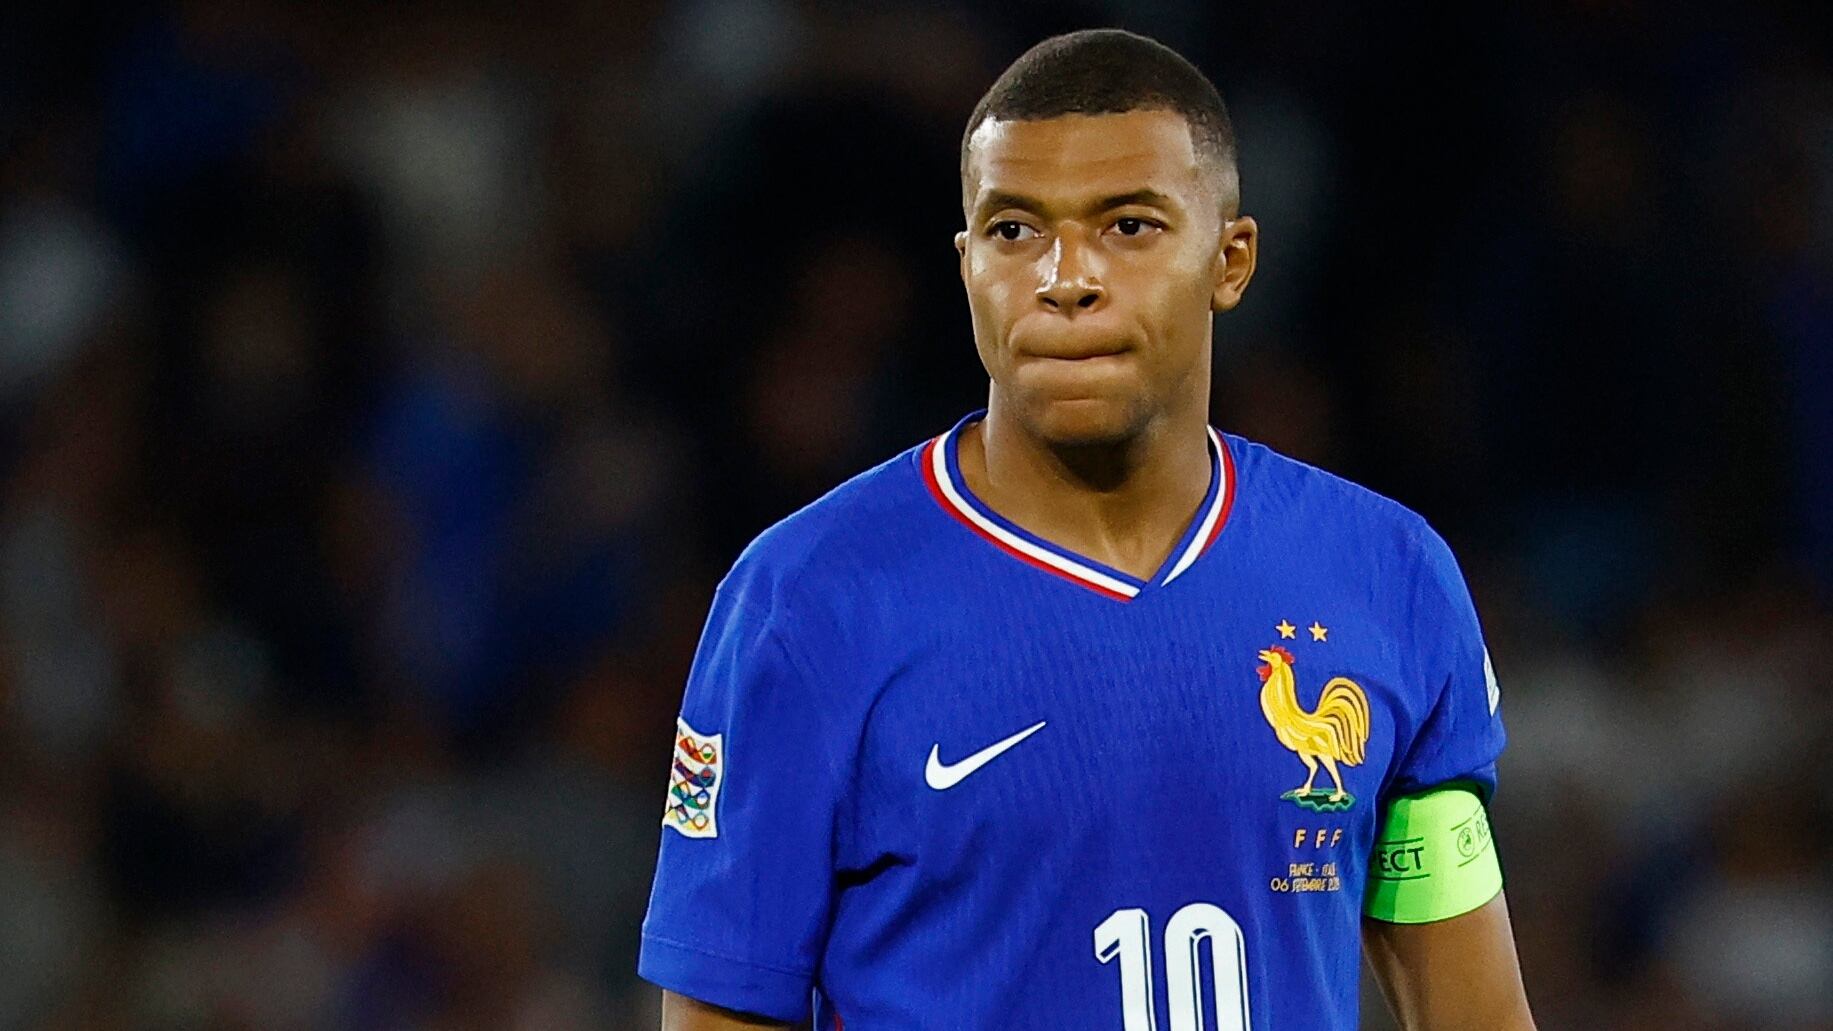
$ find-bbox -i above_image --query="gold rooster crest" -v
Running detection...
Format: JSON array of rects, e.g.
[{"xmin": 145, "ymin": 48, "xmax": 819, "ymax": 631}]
[{"xmin": 1257, "ymin": 645, "xmax": 1371, "ymax": 812}]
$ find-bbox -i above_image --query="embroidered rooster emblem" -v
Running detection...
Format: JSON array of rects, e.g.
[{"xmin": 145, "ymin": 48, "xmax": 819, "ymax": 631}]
[{"xmin": 1257, "ymin": 646, "xmax": 1371, "ymax": 812}]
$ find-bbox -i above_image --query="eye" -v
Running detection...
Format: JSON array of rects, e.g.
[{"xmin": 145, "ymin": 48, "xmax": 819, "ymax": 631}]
[
  {"xmin": 991, "ymin": 220, "xmax": 1038, "ymax": 242},
  {"xmin": 1112, "ymin": 217, "xmax": 1156, "ymax": 237}
]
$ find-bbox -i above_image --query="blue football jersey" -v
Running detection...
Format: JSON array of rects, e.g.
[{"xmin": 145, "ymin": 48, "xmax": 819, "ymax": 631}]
[{"xmin": 640, "ymin": 411, "xmax": 1506, "ymax": 1029}]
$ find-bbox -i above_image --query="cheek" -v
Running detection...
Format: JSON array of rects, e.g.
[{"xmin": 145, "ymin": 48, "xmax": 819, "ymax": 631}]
[
  {"xmin": 1119, "ymin": 261, "xmax": 1218, "ymax": 373},
  {"xmin": 964, "ymin": 270, "xmax": 1030, "ymax": 338},
  {"xmin": 1120, "ymin": 262, "xmax": 1200, "ymax": 326},
  {"xmin": 1142, "ymin": 247, "xmax": 1218, "ymax": 316},
  {"xmin": 962, "ymin": 279, "xmax": 1015, "ymax": 370}
]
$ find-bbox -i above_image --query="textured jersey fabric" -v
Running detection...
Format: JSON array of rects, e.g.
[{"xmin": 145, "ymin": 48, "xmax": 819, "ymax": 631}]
[{"xmin": 639, "ymin": 411, "xmax": 1506, "ymax": 1029}]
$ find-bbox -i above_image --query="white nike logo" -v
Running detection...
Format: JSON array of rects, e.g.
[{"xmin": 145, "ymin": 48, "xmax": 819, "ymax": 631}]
[{"xmin": 925, "ymin": 720, "xmax": 1048, "ymax": 790}]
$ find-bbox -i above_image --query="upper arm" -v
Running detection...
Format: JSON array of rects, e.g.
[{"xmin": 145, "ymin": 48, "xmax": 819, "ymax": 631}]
[
  {"xmin": 1363, "ymin": 890, "xmax": 1536, "ymax": 1031},
  {"xmin": 662, "ymin": 991, "xmax": 796, "ymax": 1031},
  {"xmin": 1366, "ymin": 527, "xmax": 1529, "ymax": 1028},
  {"xmin": 1391, "ymin": 524, "xmax": 1507, "ymax": 798},
  {"xmin": 638, "ymin": 571, "xmax": 847, "ymax": 1021}
]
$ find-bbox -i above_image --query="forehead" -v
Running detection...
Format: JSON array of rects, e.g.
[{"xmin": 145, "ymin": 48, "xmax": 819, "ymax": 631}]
[{"xmin": 964, "ymin": 109, "xmax": 1205, "ymax": 208}]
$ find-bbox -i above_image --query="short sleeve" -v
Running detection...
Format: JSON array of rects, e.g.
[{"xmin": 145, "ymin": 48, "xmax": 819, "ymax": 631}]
[
  {"xmin": 1388, "ymin": 525, "xmax": 1507, "ymax": 801},
  {"xmin": 637, "ymin": 575, "xmax": 843, "ymax": 1021}
]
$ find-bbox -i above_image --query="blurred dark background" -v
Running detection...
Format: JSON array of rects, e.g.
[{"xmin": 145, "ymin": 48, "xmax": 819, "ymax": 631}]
[{"xmin": 0, "ymin": 1, "xmax": 1829, "ymax": 1028}]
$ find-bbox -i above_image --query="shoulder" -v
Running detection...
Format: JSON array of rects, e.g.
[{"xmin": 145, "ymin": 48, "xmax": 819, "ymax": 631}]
[
  {"xmin": 1226, "ymin": 434, "xmax": 1438, "ymax": 542},
  {"xmin": 1223, "ymin": 434, "xmax": 1484, "ymax": 689},
  {"xmin": 716, "ymin": 438, "xmax": 941, "ymax": 637},
  {"xmin": 1222, "ymin": 433, "xmax": 1460, "ymax": 583}
]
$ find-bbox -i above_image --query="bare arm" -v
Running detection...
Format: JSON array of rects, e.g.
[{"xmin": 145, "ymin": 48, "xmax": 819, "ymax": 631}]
[
  {"xmin": 661, "ymin": 991, "xmax": 795, "ymax": 1031},
  {"xmin": 1363, "ymin": 890, "xmax": 1536, "ymax": 1031}
]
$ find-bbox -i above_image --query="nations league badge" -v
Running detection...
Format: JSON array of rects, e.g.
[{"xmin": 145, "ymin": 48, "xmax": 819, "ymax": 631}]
[{"xmin": 665, "ymin": 717, "xmax": 724, "ymax": 839}]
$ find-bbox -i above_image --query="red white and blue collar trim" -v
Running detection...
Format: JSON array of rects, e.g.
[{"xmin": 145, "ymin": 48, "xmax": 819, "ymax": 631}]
[{"xmin": 919, "ymin": 413, "xmax": 1236, "ymax": 602}]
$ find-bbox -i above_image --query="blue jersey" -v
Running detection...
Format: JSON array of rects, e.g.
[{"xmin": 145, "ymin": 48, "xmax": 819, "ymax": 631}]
[{"xmin": 640, "ymin": 411, "xmax": 1506, "ymax": 1029}]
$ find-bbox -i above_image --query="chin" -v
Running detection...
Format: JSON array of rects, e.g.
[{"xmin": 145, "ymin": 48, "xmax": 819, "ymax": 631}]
[
  {"xmin": 1000, "ymin": 354, "xmax": 1160, "ymax": 447},
  {"xmin": 1016, "ymin": 394, "xmax": 1154, "ymax": 448}
]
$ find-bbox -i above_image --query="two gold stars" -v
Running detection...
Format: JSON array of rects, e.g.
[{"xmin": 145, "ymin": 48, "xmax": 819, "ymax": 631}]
[{"xmin": 1275, "ymin": 620, "xmax": 1329, "ymax": 642}]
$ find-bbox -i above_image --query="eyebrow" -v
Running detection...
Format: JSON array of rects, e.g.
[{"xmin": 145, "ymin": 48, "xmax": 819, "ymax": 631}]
[{"xmin": 974, "ymin": 188, "xmax": 1181, "ymax": 220}]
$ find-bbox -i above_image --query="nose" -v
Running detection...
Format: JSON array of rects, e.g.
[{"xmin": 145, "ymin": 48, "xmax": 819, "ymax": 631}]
[{"xmin": 1035, "ymin": 234, "xmax": 1105, "ymax": 313}]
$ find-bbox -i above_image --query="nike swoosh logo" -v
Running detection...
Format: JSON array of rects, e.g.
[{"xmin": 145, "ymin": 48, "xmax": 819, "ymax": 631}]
[{"xmin": 925, "ymin": 720, "xmax": 1048, "ymax": 790}]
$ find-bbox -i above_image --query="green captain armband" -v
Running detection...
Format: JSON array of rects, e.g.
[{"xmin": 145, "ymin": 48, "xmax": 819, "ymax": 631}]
[{"xmin": 1364, "ymin": 784, "xmax": 1503, "ymax": 924}]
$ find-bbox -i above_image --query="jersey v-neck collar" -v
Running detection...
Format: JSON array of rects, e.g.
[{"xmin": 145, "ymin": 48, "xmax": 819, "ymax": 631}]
[{"xmin": 918, "ymin": 410, "xmax": 1236, "ymax": 602}]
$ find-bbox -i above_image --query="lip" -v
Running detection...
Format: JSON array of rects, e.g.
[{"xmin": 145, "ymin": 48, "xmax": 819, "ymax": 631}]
[{"xmin": 1019, "ymin": 346, "xmax": 1131, "ymax": 362}]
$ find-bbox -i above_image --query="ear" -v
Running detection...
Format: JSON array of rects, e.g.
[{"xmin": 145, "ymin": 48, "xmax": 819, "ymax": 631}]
[
  {"xmin": 954, "ymin": 230, "xmax": 969, "ymax": 282},
  {"xmin": 1210, "ymin": 215, "xmax": 1258, "ymax": 313}
]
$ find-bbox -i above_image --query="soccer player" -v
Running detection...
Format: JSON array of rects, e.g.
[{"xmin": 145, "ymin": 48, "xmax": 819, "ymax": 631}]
[{"xmin": 640, "ymin": 29, "xmax": 1536, "ymax": 1030}]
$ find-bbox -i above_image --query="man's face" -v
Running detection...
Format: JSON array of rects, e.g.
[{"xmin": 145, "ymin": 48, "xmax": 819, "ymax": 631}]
[{"xmin": 957, "ymin": 109, "xmax": 1255, "ymax": 446}]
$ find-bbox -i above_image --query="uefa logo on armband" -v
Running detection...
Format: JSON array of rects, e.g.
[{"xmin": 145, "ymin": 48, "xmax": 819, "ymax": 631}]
[{"xmin": 664, "ymin": 717, "xmax": 724, "ymax": 839}]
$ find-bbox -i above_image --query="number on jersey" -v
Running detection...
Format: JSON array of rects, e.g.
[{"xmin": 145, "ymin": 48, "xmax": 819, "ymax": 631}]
[{"xmin": 1094, "ymin": 902, "xmax": 1251, "ymax": 1031}]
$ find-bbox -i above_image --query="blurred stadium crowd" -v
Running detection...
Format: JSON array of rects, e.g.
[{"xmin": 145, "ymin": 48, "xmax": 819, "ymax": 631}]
[{"xmin": 0, "ymin": 1, "xmax": 1829, "ymax": 1028}]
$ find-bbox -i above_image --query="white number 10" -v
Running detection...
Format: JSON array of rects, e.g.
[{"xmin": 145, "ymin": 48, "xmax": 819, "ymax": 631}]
[{"xmin": 1093, "ymin": 903, "xmax": 1252, "ymax": 1031}]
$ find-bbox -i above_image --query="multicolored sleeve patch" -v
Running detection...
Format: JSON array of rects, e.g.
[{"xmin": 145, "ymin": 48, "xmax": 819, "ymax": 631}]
[{"xmin": 664, "ymin": 717, "xmax": 724, "ymax": 839}]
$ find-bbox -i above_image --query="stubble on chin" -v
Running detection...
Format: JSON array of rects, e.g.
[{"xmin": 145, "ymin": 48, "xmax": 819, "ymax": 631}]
[{"xmin": 1008, "ymin": 390, "xmax": 1156, "ymax": 451}]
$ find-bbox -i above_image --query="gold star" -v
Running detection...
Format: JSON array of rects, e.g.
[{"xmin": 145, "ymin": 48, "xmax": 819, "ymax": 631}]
[
  {"xmin": 1309, "ymin": 622, "xmax": 1329, "ymax": 642},
  {"xmin": 1276, "ymin": 620, "xmax": 1297, "ymax": 639}
]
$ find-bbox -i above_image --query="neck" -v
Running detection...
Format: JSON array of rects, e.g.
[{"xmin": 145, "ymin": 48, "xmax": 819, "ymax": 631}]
[{"xmin": 958, "ymin": 391, "xmax": 1213, "ymax": 581}]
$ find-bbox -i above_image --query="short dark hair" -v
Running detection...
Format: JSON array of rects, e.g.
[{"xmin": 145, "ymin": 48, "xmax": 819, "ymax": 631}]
[{"xmin": 961, "ymin": 29, "xmax": 1239, "ymax": 215}]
